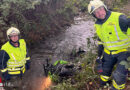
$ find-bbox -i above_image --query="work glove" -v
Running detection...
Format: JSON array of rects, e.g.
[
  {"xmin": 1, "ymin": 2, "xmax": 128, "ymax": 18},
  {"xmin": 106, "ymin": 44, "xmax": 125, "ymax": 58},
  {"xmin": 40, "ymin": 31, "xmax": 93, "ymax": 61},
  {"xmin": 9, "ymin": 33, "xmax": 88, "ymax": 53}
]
[
  {"xmin": 96, "ymin": 57, "xmax": 103, "ymax": 73},
  {"xmin": 25, "ymin": 60, "xmax": 31, "ymax": 70},
  {"xmin": 2, "ymin": 71, "xmax": 11, "ymax": 81}
]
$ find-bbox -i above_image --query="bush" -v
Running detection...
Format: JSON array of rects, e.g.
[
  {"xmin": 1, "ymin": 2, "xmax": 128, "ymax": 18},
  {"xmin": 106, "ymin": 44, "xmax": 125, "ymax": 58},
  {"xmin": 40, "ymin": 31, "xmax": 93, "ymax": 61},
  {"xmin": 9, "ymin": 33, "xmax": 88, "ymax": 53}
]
[
  {"xmin": 0, "ymin": 0, "xmax": 79, "ymax": 46},
  {"xmin": 50, "ymin": 49, "xmax": 98, "ymax": 90}
]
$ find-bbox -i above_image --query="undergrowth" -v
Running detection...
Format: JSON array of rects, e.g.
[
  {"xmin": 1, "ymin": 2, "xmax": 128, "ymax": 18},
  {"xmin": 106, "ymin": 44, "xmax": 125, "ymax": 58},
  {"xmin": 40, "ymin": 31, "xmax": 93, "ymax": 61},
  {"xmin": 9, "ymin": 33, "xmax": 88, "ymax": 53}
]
[{"xmin": 50, "ymin": 47, "xmax": 99, "ymax": 90}]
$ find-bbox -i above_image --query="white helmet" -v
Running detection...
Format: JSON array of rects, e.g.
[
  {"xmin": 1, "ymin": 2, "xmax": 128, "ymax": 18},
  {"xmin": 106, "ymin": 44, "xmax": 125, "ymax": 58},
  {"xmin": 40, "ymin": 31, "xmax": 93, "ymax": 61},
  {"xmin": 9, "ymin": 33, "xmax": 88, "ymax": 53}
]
[
  {"xmin": 7, "ymin": 27, "xmax": 20, "ymax": 39},
  {"xmin": 88, "ymin": 0, "xmax": 107, "ymax": 14}
]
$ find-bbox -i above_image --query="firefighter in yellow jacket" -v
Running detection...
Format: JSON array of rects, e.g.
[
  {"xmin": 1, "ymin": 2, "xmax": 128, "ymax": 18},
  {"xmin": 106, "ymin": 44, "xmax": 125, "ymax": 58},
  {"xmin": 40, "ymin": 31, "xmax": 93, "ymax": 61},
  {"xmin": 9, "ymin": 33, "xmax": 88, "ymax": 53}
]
[
  {"xmin": 0, "ymin": 27, "xmax": 30, "ymax": 82},
  {"xmin": 88, "ymin": 0, "xmax": 130, "ymax": 90}
]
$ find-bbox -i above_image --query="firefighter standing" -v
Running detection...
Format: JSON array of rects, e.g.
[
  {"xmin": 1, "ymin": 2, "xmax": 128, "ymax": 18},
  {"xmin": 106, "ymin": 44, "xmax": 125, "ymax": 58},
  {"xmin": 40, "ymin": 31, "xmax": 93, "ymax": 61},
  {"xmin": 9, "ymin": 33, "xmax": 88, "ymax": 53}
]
[
  {"xmin": 0, "ymin": 27, "xmax": 30, "ymax": 88},
  {"xmin": 88, "ymin": 0, "xmax": 130, "ymax": 89}
]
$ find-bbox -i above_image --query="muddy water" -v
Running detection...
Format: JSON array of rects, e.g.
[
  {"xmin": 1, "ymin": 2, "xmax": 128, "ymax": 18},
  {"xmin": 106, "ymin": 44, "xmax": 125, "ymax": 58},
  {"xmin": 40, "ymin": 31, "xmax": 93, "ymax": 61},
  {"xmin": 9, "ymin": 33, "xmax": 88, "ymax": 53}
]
[{"xmin": 21, "ymin": 16, "xmax": 96, "ymax": 90}]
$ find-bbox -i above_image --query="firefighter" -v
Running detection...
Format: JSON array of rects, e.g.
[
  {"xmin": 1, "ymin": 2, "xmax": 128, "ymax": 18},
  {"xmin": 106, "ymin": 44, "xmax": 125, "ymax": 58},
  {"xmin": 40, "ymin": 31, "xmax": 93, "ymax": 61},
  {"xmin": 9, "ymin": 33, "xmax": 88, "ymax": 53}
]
[
  {"xmin": 88, "ymin": 0, "xmax": 130, "ymax": 89},
  {"xmin": 0, "ymin": 27, "xmax": 30, "ymax": 88}
]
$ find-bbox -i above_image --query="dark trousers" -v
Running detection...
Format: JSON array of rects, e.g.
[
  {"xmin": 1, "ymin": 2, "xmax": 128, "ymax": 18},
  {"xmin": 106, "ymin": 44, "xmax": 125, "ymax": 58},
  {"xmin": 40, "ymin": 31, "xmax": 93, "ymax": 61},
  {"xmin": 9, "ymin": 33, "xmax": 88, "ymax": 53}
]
[{"xmin": 100, "ymin": 51, "xmax": 130, "ymax": 89}]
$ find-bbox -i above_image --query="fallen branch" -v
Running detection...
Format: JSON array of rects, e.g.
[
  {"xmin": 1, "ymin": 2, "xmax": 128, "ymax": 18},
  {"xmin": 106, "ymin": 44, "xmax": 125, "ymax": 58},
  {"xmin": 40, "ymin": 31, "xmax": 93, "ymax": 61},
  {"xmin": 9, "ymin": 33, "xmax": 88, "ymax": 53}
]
[
  {"xmin": 86, "ymin": 84, "xmax": 89, "ymax": 90},
  {"xmin": 92, "ymin": 58, "xmax": 96, "ymax": 74}
]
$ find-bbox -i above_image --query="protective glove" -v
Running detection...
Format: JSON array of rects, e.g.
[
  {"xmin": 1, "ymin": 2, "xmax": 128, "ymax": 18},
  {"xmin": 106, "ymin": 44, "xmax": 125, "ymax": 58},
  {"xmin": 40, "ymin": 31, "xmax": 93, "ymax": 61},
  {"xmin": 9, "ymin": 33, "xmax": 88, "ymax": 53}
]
[
  {"xmin": 2, "ymin": 71, "xmax": 11, "ymax": 81},
  {"xmin": 96, "ymin": 57, "xmax": 103, "ymax": 73},
  {"xmin": 25, "ymin": 60, "xmax": 31, "ymax": 70}
]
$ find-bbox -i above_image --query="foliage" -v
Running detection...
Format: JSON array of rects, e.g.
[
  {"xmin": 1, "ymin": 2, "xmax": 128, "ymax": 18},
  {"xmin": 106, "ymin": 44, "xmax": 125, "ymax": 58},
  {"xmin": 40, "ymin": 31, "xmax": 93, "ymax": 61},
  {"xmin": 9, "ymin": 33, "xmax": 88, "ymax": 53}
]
[
  {"xmin": 0, "ymin": 0, "xmax": 38, "ymax": 27},
  {"xmin": 63, "ymin": 0, "xmax": 89, "ymax": 13},
  {"xmin": 0, "ymin": 0, "xmax": 90, "ymax": 46},
  {"xmin": 0, "ymin": 0, "xmax": 89, "ymax": 46},
  {"xmin": 102, "ymin": 0, "xmax": 129, "ymax": 9},
  {"xmin": 0, "ymin": 0, "xmax": 40, "ymax": 44},
  {"xmin": 49, "ymin": 34, "xmax": 99, "ymax": 89},
  {"xmin": 0, "ymin": 0, "xmax": 128, "ymax": 46},
  {"xmin": 50, "ymin": 47, "xmax": 99, "ymax": 90}
]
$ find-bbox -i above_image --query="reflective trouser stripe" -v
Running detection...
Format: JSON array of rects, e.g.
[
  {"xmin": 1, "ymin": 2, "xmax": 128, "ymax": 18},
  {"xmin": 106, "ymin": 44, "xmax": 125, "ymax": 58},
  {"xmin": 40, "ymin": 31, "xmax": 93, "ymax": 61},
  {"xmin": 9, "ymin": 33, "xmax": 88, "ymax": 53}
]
[
  {"xmin": 0, "ymin": 83, "xmax": 3, "ymax": 87},
  {"xmin": 112, "ymin": 80, "xmax": 125, "ymax": 89},
  {"xmin": 100, "ymin": 75, "xmax": 110, "ymax": 82},
  {"xmin": 1, "ymin": 68, "xmax": 8, "ymax": 73},
  {"xmin": 104, "ymin": 48, "xmax": 127, "ymax": 55},
  {"xmin": 26, "ymin": 57, "xmax": 30, "ymax": 60}
]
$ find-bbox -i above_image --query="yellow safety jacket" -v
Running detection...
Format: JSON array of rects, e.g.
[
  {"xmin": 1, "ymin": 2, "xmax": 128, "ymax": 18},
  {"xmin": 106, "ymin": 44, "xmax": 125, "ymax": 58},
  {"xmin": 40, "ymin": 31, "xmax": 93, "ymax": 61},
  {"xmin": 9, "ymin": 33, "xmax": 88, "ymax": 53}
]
[
  {"xmin": 95, "ymin": 12, "xmax": 130, "ymax": 51},
  {"xmin": 1, "ymin": 39, "xmax": 29, "ymax": 75}
]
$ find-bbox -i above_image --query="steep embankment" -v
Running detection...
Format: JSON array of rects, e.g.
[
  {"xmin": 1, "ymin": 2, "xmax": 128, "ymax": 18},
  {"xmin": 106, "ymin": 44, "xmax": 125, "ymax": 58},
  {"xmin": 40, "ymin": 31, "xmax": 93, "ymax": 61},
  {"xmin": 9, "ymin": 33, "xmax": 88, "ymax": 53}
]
[
  {"xmin": 0, "ymin": 0, "xmax": 129, "ymax": 90},
  {"xmin": 21, "ymin": 15, "xmax": 96, "ymax": 90}
]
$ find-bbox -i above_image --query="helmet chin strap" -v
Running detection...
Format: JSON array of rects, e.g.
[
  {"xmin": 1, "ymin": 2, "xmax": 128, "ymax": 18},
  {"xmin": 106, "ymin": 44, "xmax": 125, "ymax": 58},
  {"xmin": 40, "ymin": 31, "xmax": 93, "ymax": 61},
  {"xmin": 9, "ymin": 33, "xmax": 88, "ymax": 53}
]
[
  {"xmin": 9, "ymin": 39, "xmax": 19, "ymax": 47},
  {"xmin": 10, "ymin": 39, "xmax": 19, "ymax": 43}
]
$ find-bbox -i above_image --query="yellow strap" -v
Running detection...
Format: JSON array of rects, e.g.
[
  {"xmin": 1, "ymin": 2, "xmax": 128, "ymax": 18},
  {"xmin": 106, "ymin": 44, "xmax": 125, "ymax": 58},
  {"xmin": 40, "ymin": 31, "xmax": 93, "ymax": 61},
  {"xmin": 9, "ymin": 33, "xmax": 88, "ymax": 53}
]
[
  {"xmin": 22, "ymin": 67, "xmax": 25, "ymax": 73},
  {"xmin": 112, "ymin": 49, "xmax": 127, "ymax": 54},
  {"xmin": 112, "ymin": 80, "xmax": 125, "ymax": 89},
  {"xmin": 104, "ymin": 48, "xmax": 111, "ymax": 54},
  {"xmin": 26, "ymin": 57, "xmax": 30, "ymax": 60},
  {"xmin": 8, "ymin": 71, "xmax": 21, "ymax": 74},
  {"xmin": 104, "ymin": 48, "xmax": 128, "ymax": 55},
  {"xmin": 1, "ymin": 68, "xmax": 8, "ymax": 73},
  {"xmin": 8, "ymin": 66, "xmax": 25, "ymax": 75},
  {"xmin": 100, "ymin": 75, "xmax": 110, "ymax": 82}
]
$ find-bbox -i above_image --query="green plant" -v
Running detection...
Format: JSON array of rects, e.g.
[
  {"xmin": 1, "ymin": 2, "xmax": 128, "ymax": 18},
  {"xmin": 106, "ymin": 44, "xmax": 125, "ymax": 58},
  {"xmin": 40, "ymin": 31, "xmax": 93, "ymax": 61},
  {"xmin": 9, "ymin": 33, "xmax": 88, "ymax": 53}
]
[{"xmin": 50, "ymin": 48, "xmax": 99, "ymax": 90}]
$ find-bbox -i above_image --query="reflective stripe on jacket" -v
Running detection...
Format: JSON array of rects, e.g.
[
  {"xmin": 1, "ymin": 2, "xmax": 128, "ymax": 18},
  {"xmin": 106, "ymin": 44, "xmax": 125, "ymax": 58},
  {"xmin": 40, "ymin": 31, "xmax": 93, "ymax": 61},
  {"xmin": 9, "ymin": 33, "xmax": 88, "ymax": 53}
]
[
  {"xmin": 1, "ymin": 39, "xmax": 27, "ymax": 74},
  {"xmin": 95, "ymin": 12, "xmax": 130, "ymax": 50}
]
